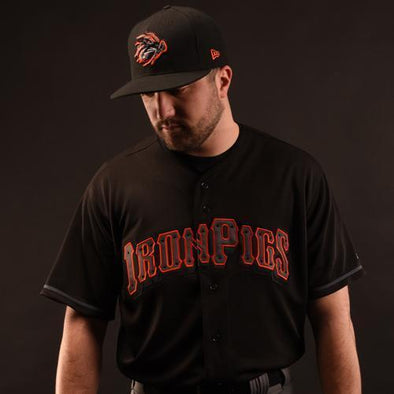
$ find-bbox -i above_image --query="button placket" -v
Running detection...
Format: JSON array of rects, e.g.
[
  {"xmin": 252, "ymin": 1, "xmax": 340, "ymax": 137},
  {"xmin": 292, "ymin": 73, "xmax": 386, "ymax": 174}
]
[
  {"xmin": 194, "ymin": 176, "xmax": 229, "ymax": 379},
  {"xmin": 201, "ymin": 179, "xmax": 221, "ymax": 348},
  {"xmin": 200, "ymin": 180, "xmax": 211, "ymax": 219}
]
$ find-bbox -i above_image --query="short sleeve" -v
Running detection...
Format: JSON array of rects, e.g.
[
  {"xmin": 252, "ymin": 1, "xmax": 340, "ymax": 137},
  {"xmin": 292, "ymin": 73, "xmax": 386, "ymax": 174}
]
[
  {"xmin": 306, "ymin": 160, "xmax": 366, "ymax": 300},
  {"xmin": 40, "ymin": 163, "xmax": 122, "ymax": 320}
]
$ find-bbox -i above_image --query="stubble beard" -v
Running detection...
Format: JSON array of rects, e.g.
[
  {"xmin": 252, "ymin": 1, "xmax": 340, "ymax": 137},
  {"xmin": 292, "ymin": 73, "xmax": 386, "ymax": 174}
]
[{"xmin": 155, "ymin": 86, "xmax": 225, "ymax": 154}]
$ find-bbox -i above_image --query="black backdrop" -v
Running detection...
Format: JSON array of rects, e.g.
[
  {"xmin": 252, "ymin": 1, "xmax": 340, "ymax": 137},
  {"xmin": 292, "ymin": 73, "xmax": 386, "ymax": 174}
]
[{"xmin": 2, "ymin": 0, "xmax": 392, "ymax": 393}]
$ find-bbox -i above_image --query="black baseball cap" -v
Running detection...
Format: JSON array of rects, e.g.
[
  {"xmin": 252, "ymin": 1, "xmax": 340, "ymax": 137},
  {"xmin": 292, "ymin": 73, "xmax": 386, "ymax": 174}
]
[{"xmin": 110, "ymin": 5, "xmax": 229, "ymax": 99}]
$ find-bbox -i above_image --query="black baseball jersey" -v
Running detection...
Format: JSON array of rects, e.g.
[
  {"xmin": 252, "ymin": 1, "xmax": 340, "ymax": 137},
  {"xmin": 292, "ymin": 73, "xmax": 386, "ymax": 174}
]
[{"xmin": 40, "ymin": 122, "xmax": 366, "ymax": 388}]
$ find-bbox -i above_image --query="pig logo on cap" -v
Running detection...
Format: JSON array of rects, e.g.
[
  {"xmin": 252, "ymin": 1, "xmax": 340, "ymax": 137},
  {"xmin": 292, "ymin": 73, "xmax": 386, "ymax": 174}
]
[{"xmin": 134, "ymin": 32, "xmax": 168, "ymax": 67}]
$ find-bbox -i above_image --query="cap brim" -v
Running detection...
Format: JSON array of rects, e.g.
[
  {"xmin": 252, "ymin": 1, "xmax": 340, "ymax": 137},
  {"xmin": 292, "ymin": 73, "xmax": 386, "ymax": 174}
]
[{"xmin": 110, "ymin": 69, "xmax": 212, "ymax": 99}]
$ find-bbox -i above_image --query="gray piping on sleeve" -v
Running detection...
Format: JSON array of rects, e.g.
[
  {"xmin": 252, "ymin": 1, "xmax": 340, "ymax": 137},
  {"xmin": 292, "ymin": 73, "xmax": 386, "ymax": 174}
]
[
  {"xmin": 311, "ymin": 265, "xmax": 364, "ymax": 292},
  {"xmin": 42, "ymin": 284, "xmax": 106, "ymax": 314}
]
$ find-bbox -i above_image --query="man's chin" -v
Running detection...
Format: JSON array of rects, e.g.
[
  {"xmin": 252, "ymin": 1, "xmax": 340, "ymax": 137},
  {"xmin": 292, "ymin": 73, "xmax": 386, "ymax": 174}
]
[
  {"xmin": 160, "ymin": 138, "xmax": 194, "ymax": 153},
  {"xmin": 157, "ymin": 135, "xmax": 179, "ymax": 150}
]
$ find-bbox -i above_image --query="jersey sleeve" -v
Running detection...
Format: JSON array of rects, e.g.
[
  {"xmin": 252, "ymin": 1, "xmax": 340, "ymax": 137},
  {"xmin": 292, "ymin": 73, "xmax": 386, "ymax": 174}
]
[
  {"xmin": 39, "ymin": 163, "xmax": 122, "ymax": 320},
  {"xmin": 305, "ymin": 159, "xmax": 366, "ymax": 300}
]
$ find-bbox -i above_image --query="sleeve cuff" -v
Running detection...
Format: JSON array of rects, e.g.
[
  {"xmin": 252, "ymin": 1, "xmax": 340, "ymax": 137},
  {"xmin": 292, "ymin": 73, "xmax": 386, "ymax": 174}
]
[
  {"xmin": 40, "ymin": 284, "xmax": 115, "ymax": 321},
  {"xmin": 309, "ymin": 265, "xmax": 366, "ymax": 300}
]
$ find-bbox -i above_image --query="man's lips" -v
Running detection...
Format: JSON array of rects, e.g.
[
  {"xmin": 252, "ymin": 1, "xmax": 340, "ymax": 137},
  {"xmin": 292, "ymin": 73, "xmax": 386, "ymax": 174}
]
[{"xmin": 161, "ymin": 124, "xmax": 181, "ymax": 131}]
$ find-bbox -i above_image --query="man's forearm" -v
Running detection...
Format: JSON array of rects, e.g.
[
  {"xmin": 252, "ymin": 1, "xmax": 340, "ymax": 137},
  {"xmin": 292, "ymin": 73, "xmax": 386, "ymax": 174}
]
[
  {"xmin": 314, "ymin": 316, "xmax": 362, "ymax": 394},
  {"xmin": 55, "ymin": 308, "xmax": 107, "ymax": 394},
  {"xmin": 56, "ymin": 337, "xmax": 103, "ymax": 394}
]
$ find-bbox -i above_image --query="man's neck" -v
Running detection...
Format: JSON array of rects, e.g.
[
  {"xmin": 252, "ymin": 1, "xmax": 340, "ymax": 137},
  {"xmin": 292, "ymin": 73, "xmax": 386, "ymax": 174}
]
[{"xmin": 185, "ymin": 119, "xmax": 239, "ymax": 157}]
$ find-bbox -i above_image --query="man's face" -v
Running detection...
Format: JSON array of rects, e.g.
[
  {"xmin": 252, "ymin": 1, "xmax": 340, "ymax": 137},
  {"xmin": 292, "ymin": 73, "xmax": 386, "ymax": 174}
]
[{"xmin": 140, "ymin": 69, "xmax": 225, "ymax": 154}]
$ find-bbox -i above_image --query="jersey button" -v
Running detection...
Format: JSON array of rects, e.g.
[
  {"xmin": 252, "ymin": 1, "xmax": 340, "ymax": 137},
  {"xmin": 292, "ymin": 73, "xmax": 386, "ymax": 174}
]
[
  {"xmin": 209, "ymin": 282, "xmax": 218, "ymax": 291},
  {"xmin": 211, "ymin": 331, "xmax": 222, "ymax": 342},
  {"xmin": 200, "ymin": 181, "xmax": 209, "ymax": 189},
  {"xmin": 215, "ymin": 381, "xmax": 225, "ymax": 389},
  {"xmin": 202, "ymin": 204, "xmax": 210, "ymax": 213}
]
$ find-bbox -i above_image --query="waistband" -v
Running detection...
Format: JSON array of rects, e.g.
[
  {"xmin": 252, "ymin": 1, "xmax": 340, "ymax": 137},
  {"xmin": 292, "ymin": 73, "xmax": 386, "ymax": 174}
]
[{"xmin": 131, "ymin": 367, "xmax": 291, "ymax": 394}]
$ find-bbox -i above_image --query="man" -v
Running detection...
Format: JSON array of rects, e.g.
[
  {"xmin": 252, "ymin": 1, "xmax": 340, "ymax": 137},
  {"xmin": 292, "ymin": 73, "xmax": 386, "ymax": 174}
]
[{"xmin": 40, "ymin": 5, "xmax": 366, "ymax": 394}]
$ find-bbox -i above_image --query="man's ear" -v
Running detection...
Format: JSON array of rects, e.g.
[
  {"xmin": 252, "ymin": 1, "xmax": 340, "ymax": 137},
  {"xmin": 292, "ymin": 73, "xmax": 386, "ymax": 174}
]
[{"xmin": 217, "ymin": 65, "xmax": 232, "ymax": 98}]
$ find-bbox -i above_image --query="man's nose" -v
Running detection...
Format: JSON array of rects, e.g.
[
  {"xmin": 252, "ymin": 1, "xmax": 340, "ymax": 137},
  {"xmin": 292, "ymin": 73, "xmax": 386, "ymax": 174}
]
[{"xmin": 154, "ymin": 92, "xmax": 176, "ymax": 120}]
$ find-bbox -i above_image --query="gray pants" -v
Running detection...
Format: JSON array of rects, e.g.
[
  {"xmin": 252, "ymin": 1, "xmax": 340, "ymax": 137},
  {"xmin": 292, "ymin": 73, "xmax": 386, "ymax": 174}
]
[
  {"xmin": 131, "ymin": 367, "xmax": 294, "ymax": 394},
  {"xmin": 256, "ymin": 367, "xmax": 294, "ymax": 394}
]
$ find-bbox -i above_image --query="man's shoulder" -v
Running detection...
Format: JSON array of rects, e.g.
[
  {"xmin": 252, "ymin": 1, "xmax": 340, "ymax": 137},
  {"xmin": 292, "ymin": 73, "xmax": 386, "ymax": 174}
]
[
  {"xmin": 241, "ymin": 122, "xmax": 322, "ymax": 171},
  {"xmin": 107, "ymin": 132, "xmax": 158, "ymax": 165},
  {"xmin": 87, "ymin": 133, "xmax": 159, "ymax": 186},
  {"xmin": 112, "ymin": 133, "xmax": 158, "ymax": 162}
]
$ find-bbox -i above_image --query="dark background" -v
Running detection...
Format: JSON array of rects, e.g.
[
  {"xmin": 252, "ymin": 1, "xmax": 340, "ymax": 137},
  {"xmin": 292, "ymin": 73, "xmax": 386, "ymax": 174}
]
[{"xmin": 2, "ymin": 0, "xmax": 392, "ymax": 393}]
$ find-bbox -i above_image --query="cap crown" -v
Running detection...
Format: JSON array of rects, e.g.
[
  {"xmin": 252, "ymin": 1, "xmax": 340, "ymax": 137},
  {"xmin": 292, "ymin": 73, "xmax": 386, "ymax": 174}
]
[{"xmin": 128, "ymin": 5, "xmax": 229, "ymax": 80}]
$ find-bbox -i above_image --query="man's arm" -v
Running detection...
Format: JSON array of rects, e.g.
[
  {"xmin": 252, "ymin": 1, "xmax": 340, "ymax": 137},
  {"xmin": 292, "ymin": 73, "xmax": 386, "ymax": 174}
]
[
  {"xmin": 307, "ymin": 286, "xmax": 362, "ymax": 394},
  {"xmin": 55, "ymin": 306, "xmax": 109, "ymax": 394}
]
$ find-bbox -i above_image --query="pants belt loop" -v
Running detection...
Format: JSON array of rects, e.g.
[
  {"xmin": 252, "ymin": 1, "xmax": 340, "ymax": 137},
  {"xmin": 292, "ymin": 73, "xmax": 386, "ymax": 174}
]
[{"xmin": 281, "ymin": 367, "xmax": 292, "ymax": 386}]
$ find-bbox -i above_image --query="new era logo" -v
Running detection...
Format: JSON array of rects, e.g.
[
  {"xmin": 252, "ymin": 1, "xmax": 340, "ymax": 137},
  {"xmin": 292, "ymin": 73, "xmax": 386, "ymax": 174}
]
[{"xmin": 210, "ymin": 48, "xmax": 220, "ymax": 60}]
